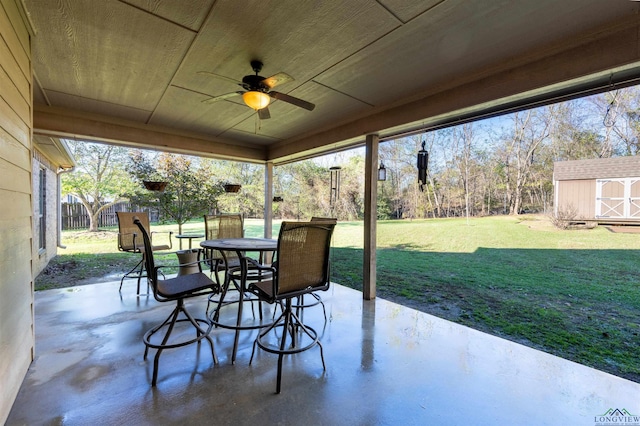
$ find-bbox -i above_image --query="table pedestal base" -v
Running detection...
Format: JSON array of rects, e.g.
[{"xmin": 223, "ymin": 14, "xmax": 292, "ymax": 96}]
[{"xmin": 176, "ymin": 249, "xmax": 200, "ymax": 276}]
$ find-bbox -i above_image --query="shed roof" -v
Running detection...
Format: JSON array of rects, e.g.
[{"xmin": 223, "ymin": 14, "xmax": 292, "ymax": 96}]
[{"xmin": 553, "ymin": 156, "xmax": 640, "ymax": 181}]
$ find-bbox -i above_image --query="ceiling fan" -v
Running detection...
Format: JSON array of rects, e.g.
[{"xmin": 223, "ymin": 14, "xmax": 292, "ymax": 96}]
[{"xmin": 199, "ymin": 60, "xmax": 315, "ymax": 119}]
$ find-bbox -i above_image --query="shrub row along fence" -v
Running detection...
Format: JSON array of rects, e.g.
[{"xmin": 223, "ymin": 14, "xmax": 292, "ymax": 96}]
[{"xmin": 61, "ymin": 202, "xmax": 160, "ymax": 230}]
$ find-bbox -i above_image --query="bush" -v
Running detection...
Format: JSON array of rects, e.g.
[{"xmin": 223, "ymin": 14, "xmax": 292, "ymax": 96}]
[{"xmin": 550, "ymin": 204, "xmax": 578, "ymax": 230}]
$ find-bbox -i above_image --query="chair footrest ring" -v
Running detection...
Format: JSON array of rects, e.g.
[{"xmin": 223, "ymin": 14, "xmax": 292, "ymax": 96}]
[
  {"xmin": 255, "ymin": 323, "xmax": 320, "ymax": 356},
  {"xmin": 143, "ymin": 318, "xmax": 212, "ymax": 351},
  {"xmin": 209, "ymin": 298, "xmax": 275, "ymax": 330}
]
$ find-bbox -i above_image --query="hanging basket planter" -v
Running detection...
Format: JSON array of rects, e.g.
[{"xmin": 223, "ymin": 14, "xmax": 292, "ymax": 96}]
[
  {"xmin": 142, "ymin": 181, "xmax": 168, "ymax": 192},
  {"xmin": 224, "ymin": 184, "xmax": 242, "ymax": 193}
]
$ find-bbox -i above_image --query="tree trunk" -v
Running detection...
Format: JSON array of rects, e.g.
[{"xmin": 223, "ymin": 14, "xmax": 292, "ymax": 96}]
[{"xmin": 89, "ymin": 212, "xmax": 100, "ymax": 232}]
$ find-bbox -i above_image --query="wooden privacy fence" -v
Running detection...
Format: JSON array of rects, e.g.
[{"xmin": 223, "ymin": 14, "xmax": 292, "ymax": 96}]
[{"xmin": 61, "ymin": 202, "xmax": 160, "ymax": 230}]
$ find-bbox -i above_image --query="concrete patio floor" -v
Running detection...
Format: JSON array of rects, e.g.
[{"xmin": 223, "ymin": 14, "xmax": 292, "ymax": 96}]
[{"xmin": 6, "ymin": 280, "xmax": 640, "ymax": 425}]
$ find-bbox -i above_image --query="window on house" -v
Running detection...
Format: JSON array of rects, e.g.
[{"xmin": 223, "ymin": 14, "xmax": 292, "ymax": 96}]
[{"xmin": 38, "ymin": 167, "xmax": 46, "ymax": 251}]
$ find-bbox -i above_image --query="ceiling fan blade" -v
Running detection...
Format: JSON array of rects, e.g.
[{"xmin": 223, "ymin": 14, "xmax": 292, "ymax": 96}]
[
  {"xmin": 197, "ymin": 71, "xmax": 242, "ymax": 86},
  {"xmin": 202, "ymin": 91, "xmax": 243, "ymax": 104},
  {"xmin": 261, "ymin": 72, "xmax": 294, "ymax": 89},
  {"xmin": 269, "ymin": 91, "xmax": 315, "ymax": 111},
  {"xmin": 258, "ymin": 107, "xmax": 271, "ymax": 120}
]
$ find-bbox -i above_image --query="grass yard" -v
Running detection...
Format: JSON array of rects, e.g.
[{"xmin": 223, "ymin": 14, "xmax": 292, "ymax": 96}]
[{"xmin": 37, "ymin": 215, "xmax": 640, "ymax": 382}]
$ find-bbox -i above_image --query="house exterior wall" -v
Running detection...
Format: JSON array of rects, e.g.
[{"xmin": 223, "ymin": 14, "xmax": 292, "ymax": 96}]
[
  {"xmin": 0, "ymin": 0, "xmax": 33, "ymax": 423},
  {"xmin": 32, "ymin": 149, "xmax": 59, "ymax": 276}
]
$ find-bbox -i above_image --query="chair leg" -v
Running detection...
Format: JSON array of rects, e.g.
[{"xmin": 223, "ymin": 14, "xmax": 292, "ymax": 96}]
[
  {"xmin": 312, "ymin": 293, "xmax": 327, "ymax": 322},
  {"xmin": 144, "ymin": 299, "xmax": 216, "ymax": 386},
  {"xmin": 209, "ymin": 273, "xmax": 232, "ymax": 323},
  {"xmin": 119, "ymin": 256, "xmax": 144, "ymax": 292},
  {"xmin": 119, "ymin": 252, "xmax": 156, "ymax": 296},
  {"xmin": 150, "ymin": 305, "xmax": 180, "ymax": 386},
  {"xmin": 206, "ymin": 265, "xmax": 241, "ymax": 320},
  {"xmin": 290, "ymin": 310, "xmax": 323, "ymax": 363},
  {"xmin": 276, "ymin": 302, "xmax": 292, "ymax": 394},
  {"xmin": 290, "ymin": 293, "xmax": 327, "ymax": 333},
  {"xmin": 136, "ymin": 253, "xmax": 146, "ymax": 295},
  {"xmin": 251, "ymin": 298, "xmax": 324, "ymax": 394},
  {"xmin": 182, "ymin": 303, "xmax": 217, "ymax": 365}
]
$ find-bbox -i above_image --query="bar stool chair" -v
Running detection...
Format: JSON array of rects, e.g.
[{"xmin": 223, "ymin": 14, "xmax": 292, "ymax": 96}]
[
  {"xmin": 289, "ymin": 217, "xmax": 337, "ymax": 322},
  {"xmin": 116, "ymin": 211, "xmax": 172, "ymax": 294},
  {"xmin": 248, "ymin": 220, "xmax": 336, "ymax": 393},
  {"xmin": 133, "ymin": 217, "xmax": 219, "ymax": 386}
]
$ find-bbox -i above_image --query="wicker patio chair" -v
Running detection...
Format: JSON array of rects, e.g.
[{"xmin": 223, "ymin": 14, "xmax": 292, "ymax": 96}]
[
  {"xmin": 248, "ymin": 220, "xmax": 336, "ymax": 393},
  {"xmin": 116, "ymin": 211, "xmax": 173, "ymax": 294},
  {"xmin": 133, "ymin": 216, "xmax": 219, "ymax": 386},
  {"xmin": 203, "ymin": 213, "xmax": 244, "ymax": 286},
  {"xmin": 289, "ymin": 216, "xmax": 338, "ymax": 321}
]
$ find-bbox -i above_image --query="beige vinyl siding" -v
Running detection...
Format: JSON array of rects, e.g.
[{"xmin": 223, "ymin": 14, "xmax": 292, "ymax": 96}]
[
  {"xmin": 32, "ymin": 150, "xmax": 59, "ymax": 276},
  {"xmin": 556, "ymin": 180, "xmax": 596, "ymax": 219},
  {"xmin": 0, "ymin": 0, "xmax": 33, "ymax": 423}
]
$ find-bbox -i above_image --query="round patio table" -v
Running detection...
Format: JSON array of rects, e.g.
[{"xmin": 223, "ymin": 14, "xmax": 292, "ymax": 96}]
[
  {"xmin": 200, "ymin": 238, "xmax": 277, "ymax": 363},
  {"xmin": 175, "ymin": 233, "xmax": 204, "ymax": 250}
]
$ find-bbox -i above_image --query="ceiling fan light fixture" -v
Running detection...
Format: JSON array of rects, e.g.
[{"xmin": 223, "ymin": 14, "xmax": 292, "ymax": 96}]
[{"xmin": 242, "ymin": 91, "xmax": 271, "ymax": 110}]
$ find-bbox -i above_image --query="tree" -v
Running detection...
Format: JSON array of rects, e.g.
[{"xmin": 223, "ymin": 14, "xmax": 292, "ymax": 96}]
[
  {"xmin": 275, "ymin": 161, "xmax": 328, "ymax": 219},
  {"xmin": 128, "ymin": 151, "xmax": 223, "ymax": 234},
  {"xmin": 451, "ymin": 123, "xmax": 476, "ymax": 221},
  {"xmin": 550, "ymin": 99, "xmax": 610, "ymax": 161},
  {"xmin": 205, "ymin": 160, "xmax": 265, "ymax": 218},
  {"xmin": 62, "ymin": 142, "xmax": 138, "ymax": 232},
  {"xmin": 607, "ymin": 87, "xmax": 640, "ymax": 156},
  {"xmin": 497, "ymin": 110, "xmax": 551, "ymax": 215},
  {"xmin": 380, "ymin": 136, "xmax": 417, "ymax": 219}
]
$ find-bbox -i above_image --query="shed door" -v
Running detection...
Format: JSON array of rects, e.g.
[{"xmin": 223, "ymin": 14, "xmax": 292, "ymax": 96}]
[
  {"xmin": 596, "ymin": 178, "xmax": 640, "ymax": 218},
  {"xmin": 630, "ymin": 178, "xmax": 640, "ymax": 218}
]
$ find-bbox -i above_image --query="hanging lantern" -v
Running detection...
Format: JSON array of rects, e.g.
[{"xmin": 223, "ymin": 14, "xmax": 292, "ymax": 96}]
[
  {"xmin": 377, "ymin": 162, "xmax": 387, "ymax": 181},
  {"xmin": 329, "ymin": 166, "xmax": 341, "ymax": 206},
  {"xmin": 417, "ymin": 141, "xmax": 429, "ymax": 192}
]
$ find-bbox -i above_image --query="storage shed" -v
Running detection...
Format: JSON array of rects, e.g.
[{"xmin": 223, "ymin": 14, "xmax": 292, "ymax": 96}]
[{"xmin": 553, "ymin": 156, "xmax": 640, "ymax": 223}]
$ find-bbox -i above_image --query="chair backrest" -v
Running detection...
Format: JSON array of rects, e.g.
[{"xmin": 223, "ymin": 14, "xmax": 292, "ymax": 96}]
[
  {"xmin": 204, "ymin": 214, "xmax": 243, "ymax": 261},
  {"xmin": 117, "ymin": 211, "xmax": 150, "ymax": 252},
  {"xmin": 275, "ymin": 221, "xmax": 336, "ymax": 297},
  {"xmin": 310, "ymin": 217, "xmax": 336, "ymax": 272},
  {"xmin": 204, "ymin": 213, "xmax": 244, "ymax": 239},
  {"xmin": 133, "ymin": 216, "xmax": 158, "ymax": 285},
  {"xmin": 310, "ymin": 217, "xmax": 337, "ymax": 224}
]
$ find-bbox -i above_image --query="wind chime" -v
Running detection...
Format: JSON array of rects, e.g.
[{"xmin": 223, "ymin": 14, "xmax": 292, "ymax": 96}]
[
  {"xmin": 603, "ymin": 90, "xmax": 619, "ymax": 128},
  {"xmin": 417, "ymin": 140, "xmax": 429, "ymax": 192},
  {"xmin": 329, "ymin": 166, "xmax": 341, "ymax": 207},
  {"xmin": 603, "ymin": 75, "xmax": 619, "ymax": 128}
]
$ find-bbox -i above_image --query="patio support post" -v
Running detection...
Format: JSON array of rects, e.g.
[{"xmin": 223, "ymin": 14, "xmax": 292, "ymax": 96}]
[
  {"xmin": 363, "ymin": 134, "xmax": 379, "ymax": 300},
  {"xmin": 264, "ymin": 162, "xmax": 273, "ymax": 239}
]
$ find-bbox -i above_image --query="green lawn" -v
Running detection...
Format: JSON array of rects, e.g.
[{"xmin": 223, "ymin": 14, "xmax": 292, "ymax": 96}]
[{"xmin": 37, "ymin": 215, "xmax": 640, "ymax": 382}]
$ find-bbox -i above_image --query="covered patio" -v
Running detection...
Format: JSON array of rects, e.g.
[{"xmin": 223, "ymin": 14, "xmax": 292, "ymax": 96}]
[
  {"xmin": 3, "ymin": 1, "xmax": 640, "ymax": 422},
  {"xmin": 7, "ymin": 280, "xmax": 639, "ymax": 425}
]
